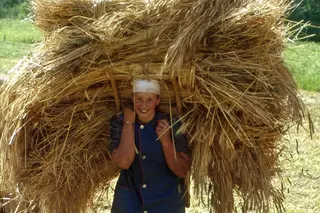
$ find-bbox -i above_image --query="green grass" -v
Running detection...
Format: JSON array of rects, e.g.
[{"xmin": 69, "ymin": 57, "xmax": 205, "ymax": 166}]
[
  {"xmin": 0, "ymin": 19, "xmax": 41, "ymax": 74},
  {"xmin": 0, "ymin": 41, "xmax": 34, "ymax": 74},
  {"xmin": 0, "ymin": 19, "xmax": 42, "ymax": 43},
  {"xmin": 284, "ymin": 42, "xmax": 320, "ymax": 92}
]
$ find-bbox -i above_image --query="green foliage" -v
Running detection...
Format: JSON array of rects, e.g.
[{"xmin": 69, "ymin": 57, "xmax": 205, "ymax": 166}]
[
  {"xmin": 284, "ymin": 42, "xmax": 320, "ymax": 91},
  {"xmin": 289, "ymin": 0, "xmax": 320, "ymax": 42},
  {"xmin": 0, "ymin": 19, "xmax": 42, "ymax": 43},
  {"xmin": 0, "ymin": 0, "xmax": 28, "ymax": 19}
]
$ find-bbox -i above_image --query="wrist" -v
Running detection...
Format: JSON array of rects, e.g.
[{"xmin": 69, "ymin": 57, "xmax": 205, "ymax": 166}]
[{"xmin": 124, "ymin": 120, "xmax": 134, "ymax": 124}]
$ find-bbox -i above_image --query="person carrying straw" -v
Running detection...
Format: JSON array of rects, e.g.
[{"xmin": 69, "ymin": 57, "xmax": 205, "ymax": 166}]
[{"xmin": 109, "ymin": 79, "xmax": 191, "ymax": 213}]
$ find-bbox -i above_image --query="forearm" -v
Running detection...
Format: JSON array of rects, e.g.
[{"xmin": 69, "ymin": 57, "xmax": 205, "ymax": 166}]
[
  {"xmin": 112, "ymin": 123, "xmax": 135, "ymax": 169},
  {"xmin": 161, "ymin": 139, "xmax": 191, "ymax": 178}
]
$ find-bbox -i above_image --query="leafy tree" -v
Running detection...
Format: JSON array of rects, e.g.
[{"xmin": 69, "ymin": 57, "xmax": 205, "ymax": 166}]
[
  {"xmin": 289, "ymin": 0, "xmax": 320, "ymax": 41},
  {"xmin": 0, "ymin": 0, "xmax": 28, "ymax": 19}
]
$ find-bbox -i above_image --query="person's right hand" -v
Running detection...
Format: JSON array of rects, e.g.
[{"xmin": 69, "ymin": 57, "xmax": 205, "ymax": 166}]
[{"xmin": 123, "ymin": 108, "xmax": 135, "ymax": 123}]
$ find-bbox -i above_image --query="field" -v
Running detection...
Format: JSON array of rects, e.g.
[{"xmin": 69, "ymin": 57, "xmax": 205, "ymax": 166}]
[
  {"xmin": 0, "ymin": 19, "xmax": 320, "ymax": 212},
  {"xmin": 284, "ymin": 42, "xmax": 320, "ymax": 92},
  {"xmin": 279, "ymin": 91, "xmax": 320, "ymax": 213},
  {"xmin": 0, "ymin": 19, "xmax": 42, "ymax": 74}
]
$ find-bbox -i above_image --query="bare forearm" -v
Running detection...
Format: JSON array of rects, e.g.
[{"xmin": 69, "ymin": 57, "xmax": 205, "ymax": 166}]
[
  {"xmin": 161, "ymin": 139, "xmax": 191, "ymax": 178},
  {"xmin": 112, "ymin": 123, "xmax": 135, "ymax": 169}
]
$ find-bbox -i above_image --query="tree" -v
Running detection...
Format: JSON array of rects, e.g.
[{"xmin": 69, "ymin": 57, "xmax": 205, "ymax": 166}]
[
  {"xmin": 289, "ymin": 0, "xmax": 320, "ymax": 41},
  {"xmin": 0, "ymin": 0, "xmax": 28, "ymax": 19}
]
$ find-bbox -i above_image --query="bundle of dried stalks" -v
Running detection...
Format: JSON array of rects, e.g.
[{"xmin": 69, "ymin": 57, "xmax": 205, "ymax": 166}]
[{"xmin": 0, "ymin": 0, "xmax": 304, "ymax": 212}]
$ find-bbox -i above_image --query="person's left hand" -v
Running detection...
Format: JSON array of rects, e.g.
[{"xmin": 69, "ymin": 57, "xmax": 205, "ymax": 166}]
[{"xmin": 156, "ymin": 119, "xmax": 171, "ymax": 145}]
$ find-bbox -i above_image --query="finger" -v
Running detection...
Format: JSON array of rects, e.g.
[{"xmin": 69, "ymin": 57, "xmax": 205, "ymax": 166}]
[
  {"xmin": 125, "ymin": 107, "xmax": 134, "ymax": 112},
  {"xmin": 158, "ymin": 119, "xmax": 169, "ymax": 127},
  {"xmin": 160, "ymin": 123, "xmax": 170, "ymax": 130},
  {"xmin": 156, "ymin": 125, "xmax": 163, "ymax": 132},
  {"xmin": 125, "ymin": 108, "xmax": 135, "ymax": 116},
  {"xmin": 156, "ymin": 122, "xmax": 167, "ymax": 130},
  {"xmin": 124, "ymin": 108, "xmax": 135, "ymax": 121},
  {"xmin": 156, "ymin": 126, "xmax": 169, "ymax": 136},
  {"xmin": 180, "ymin": 152, "xmax": 191, "ymax": 163},
  {"xmin": 159, "ymin": 119, "xmax": 169, "ymax": 125},
  {"xmin": 123, "ymin": 100, "xmax": 134, "ymax": 109},
  {"xmin": 156, "ymin": 125, "xmax": 167, "ymax": 133}
]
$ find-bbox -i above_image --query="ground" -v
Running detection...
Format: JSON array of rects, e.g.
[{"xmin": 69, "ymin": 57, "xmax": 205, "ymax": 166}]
[{"xmin": 281, "ymin": 90, "xmax": 320, "ymax": 213}]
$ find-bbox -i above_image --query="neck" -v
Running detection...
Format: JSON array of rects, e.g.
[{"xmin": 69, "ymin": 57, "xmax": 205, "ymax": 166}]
[{"xmin": 137, "ymin": 112, "xmax": 156, "ymax": 123}]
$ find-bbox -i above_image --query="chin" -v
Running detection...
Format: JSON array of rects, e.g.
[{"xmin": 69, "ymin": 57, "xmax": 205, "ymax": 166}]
[
  {"xmin": 139, "ymin": 114, "xmax": 151, "ymax": 120},
  {"xmin": 137, "ymin": 112, "xmax": 155, "ymax": 122}
]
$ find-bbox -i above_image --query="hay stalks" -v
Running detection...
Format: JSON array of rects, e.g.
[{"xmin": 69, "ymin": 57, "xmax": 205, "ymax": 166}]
[{"xmin": 0, "ymin": 0, "xmax": 304, "ymax": 212}]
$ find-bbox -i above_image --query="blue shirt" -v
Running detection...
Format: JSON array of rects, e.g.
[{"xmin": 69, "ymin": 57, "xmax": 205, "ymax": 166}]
[{"xmin": 109, "ymin": 112, "xmax": 189, "ymax": 213}]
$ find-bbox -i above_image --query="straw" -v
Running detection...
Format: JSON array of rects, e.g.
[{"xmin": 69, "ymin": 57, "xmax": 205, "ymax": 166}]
[{"xmin": 0, "ymin": 0, "xmax": 304, "ymax": 212}]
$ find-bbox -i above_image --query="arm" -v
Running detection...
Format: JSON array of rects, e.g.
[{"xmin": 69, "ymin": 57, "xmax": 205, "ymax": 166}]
[
  {"xmin": 111, "ymin": 108, "xmax": 136, "ymax": 170},
  {"xmin": 156, "ymin": 119, "xmax": 191, "ymax": 178}
]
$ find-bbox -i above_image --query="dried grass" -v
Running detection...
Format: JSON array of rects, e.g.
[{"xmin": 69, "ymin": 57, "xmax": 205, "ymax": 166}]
[{"xmin": 0, "ymin": 0, "xmax": 304, "ymax": 212}]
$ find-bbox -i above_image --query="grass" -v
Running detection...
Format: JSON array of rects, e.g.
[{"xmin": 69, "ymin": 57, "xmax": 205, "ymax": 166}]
[
  {"xmin": 0, "ymin": 19, "xmax": 42, "ymax": 74},
  {"xmin": 284, "ymin": 42, "xmax": 320, "ymax": 92},
  {"xmin": 0, "ymin": 19, "xmax": 42, "ymax": 43},
  {"xmin": 0, "ymin": 41, "xmax": 35, "ymax": 74},
  {"xmin": 280, "ymin": 91, "xmax": 320, "ymax": 213}
]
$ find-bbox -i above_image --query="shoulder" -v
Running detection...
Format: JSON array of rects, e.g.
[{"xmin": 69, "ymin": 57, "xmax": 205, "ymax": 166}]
[
  {"xmin": 155, "ymin": 112, "xmax": 169, "ymax": 120},
  {"xmin": 155, "ymin": 112, "xmax": 184, "ymax": 125},
  {"xmin": 155, "ymin": 112, "xmax": 181, "ymax": 121}
]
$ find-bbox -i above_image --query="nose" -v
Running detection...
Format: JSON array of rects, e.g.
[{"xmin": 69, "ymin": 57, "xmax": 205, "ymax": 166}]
[
  {"xmin": 141, "ymin": 100, "xmax": 149, "ymax": 108},
  {"xmin": 135, "ymin": 98, "xmax": 151, "ymax": 108}
]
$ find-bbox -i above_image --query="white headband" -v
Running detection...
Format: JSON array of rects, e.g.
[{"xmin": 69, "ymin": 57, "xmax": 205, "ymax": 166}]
[{"xmin": 132, "ymin": 79, "xmax": 160, "ymax": 95}]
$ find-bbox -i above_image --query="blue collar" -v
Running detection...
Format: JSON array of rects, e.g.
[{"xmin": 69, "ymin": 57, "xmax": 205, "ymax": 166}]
[{"xmin": 136, "ymin": 112, "xmax": 168, "ymax": 129}]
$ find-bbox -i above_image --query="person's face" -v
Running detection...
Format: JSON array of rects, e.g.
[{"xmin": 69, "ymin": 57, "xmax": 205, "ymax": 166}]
[{"xmin": 133, "ymin": 92, "xmax": 160, "ymax": 123}]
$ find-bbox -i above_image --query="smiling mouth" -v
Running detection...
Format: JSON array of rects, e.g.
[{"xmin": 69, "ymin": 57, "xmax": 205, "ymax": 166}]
[{"xmin": 140, "ymin": 109, "xmax": 148, "ymax": 113}]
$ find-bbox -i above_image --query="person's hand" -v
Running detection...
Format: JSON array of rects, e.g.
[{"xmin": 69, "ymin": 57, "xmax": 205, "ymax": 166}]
[
  {"xmin": 156, "ymin": 119, "xmax": 171, "ymax": 145},
  {"xmin": 124, "ymin": 108, "xmax": 135, "ymax": 124}
]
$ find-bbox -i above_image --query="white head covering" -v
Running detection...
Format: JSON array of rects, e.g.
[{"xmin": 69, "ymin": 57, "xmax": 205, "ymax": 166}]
[{"xmin": 132, "ymin": 79, "xmax": 160, "ymax": 95}]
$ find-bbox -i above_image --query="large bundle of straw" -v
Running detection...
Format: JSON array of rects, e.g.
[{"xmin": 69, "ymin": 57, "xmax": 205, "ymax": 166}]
[{"xmin": 0, "ymin": 0, "xmax": 304, "ymax": 212}]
